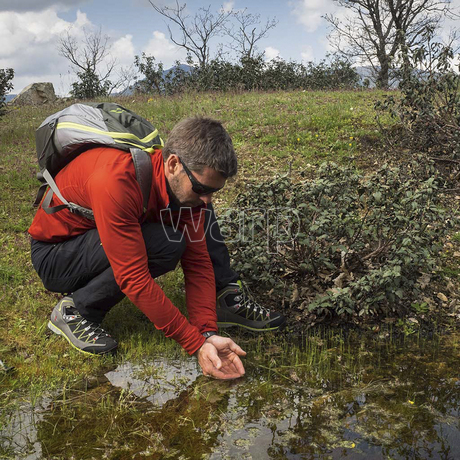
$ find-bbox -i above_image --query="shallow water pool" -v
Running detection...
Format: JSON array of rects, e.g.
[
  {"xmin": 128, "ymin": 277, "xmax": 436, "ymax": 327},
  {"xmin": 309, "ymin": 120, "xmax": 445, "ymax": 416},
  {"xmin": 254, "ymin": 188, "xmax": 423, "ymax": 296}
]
[{"xmin": 1, "ymin": 331, "xmax": 459, "ymax": 459}]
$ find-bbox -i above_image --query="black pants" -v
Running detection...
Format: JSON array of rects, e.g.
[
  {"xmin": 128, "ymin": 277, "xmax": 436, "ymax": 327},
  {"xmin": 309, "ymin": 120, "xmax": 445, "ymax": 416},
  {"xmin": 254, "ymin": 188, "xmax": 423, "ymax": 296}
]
[{"xmin": 31, "ymin": 204, "xmax": 238, "ymax": 323}]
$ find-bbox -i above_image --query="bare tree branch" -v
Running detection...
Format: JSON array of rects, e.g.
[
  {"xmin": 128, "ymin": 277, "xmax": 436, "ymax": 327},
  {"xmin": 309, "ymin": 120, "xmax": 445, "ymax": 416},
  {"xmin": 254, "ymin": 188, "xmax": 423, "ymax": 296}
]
[
  {"xmin": 223, "ymin": 8, "xmax": 278, "ymax": 59},
  {"xmin": 324, "ymin": 0, "xmax": 455, "ymax": 88},
  {"xmin": 148, "ymin": 1, "xmax": 232, "ymax": 68},
  {"xmin": 58, "ymin": 27, "xmax": 124, "ymax": 98},
  {"xmin": 58, "ymin": 27, "xmax": 116, "ymax": 84}
]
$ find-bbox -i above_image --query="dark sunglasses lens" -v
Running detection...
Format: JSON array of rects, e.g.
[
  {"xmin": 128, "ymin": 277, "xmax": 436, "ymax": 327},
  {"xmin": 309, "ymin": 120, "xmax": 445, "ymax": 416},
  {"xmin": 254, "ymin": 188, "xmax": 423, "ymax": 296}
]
[{"xmin": 192, "ymin": 184, "xmax": 216, "ymax": 195}]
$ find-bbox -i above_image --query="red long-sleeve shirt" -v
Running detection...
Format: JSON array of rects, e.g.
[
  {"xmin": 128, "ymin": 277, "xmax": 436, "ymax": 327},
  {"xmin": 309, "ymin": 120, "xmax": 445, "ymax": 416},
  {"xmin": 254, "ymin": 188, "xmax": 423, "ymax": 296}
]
[{"xmin": 29, "ymin": 147, "xmax": 217, "ymax": 355}]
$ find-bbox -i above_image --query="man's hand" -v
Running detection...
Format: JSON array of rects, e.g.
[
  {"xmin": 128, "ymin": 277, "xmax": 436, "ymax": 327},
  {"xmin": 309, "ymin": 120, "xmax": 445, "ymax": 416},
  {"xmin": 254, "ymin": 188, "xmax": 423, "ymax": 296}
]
[{"xmin": 196, "ymin": 335, "xmax": 246, "ymax": 380}]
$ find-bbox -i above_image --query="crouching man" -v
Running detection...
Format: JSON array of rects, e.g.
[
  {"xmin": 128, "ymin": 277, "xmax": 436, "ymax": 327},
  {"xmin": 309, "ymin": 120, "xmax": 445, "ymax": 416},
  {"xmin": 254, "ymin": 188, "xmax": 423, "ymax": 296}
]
[{"xmin": 29, "ymin": 117, "xmax": 285, "ymax": 380}]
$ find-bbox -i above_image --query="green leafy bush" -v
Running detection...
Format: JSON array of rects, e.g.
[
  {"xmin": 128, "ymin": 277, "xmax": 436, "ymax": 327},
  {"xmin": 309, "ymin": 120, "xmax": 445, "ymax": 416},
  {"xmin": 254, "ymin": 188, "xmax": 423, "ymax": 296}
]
[
  {"xmin": 376, "ymin": 37, "xmax": 460, "ymax": 161},
  {"xmin": 221, "ymin": 162, "xmax": 452, "ymax": 319},
  {"xmin": 70, "ymin": 69, "xmax": 111, "ymax": 99},
  {"xmin": 135, "ymin": 55, "xmax": 360, "ymax": 95},
  {"xmin": 134, "ymin": 53, "xmax": 165, "ymax": 94},
  {"xmin": 0, "ymin": 68, "xmax": 14, "ymax": 116}
]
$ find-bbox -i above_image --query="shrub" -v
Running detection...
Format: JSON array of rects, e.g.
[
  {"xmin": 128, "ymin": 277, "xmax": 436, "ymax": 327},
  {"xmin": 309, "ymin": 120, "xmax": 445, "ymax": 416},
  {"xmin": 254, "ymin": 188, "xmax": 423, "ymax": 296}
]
[
  {"xmin": 70, "ymin": 69, "xmax": 111, "ymax": 99},
  {"xmin": 0, "ymin": 68, "xmax": 14, "ymax": 116},
  {"xmin": 261, "ymin": 58, "xmax": 305, "ymax": 91},
  {"xmin": 376, "ymin": 37, "xmax": 460, "ymax": 162},
  {"xmin": 308, "ymin": 57, "xmax": 361, "ymax": 90},
  {"xmin": 135, "ymin": 55, "xmax": 360, "ymax": 95},
  {"xmin": 133, "ymin": 53, "xmax": 165, "ymax": 94},
  {"xmin": 163, "ymin": 58, "xmax": 197, "ymax": 95},
  {"xmin": 220, "ymin": 162, "xmax": 452, "ymax": 319}
]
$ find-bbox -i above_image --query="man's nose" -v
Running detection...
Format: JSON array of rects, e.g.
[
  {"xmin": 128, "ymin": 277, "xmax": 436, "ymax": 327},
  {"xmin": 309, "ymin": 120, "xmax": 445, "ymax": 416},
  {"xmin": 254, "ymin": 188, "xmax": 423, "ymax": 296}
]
[{"xmin": 199, "ymin": 194, "xmax": 213, "ymax": 204}]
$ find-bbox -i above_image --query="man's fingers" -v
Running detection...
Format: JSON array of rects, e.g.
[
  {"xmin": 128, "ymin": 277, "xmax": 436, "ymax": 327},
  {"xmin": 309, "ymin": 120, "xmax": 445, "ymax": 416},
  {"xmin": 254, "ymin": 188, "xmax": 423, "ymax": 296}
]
[
  {"xmin": 198, "ymin": 339, "xmax": 246, "ymax": 380},
  {"xmin": 203, "ymin": 360, "xmax": 243, "ymax": 379},
  {"xmin": 229, "ymin": 341, "xmax": 246, "ymax": 356},
  {"xmin": 230, "ymin": 355, "xmax": 245, "ymax": 375},
  {"xmin": 209, "ymin": 366, "xmax": 244, "ymax": 380},
  {"xmin": 207, "ymin": 346, "xmax": 222, "ymax": 370}
]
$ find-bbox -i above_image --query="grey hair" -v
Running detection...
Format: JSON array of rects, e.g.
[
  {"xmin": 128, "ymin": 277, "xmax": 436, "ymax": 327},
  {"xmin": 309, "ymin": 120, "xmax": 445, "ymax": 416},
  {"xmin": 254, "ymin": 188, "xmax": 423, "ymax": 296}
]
[{"xmin": 162, "ymin": 117, "xmax": 237, "ymax": 178}]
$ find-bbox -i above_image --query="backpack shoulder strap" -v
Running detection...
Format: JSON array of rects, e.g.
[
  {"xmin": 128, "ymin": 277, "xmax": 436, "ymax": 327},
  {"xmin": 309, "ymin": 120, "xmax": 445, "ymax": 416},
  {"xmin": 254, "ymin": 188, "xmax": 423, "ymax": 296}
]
[
  {"xmin": 39, "ymin": 150, "xmax": 152, "ymax": 220},
  {"xmin": 130, "ymin": 148, "xmax": 152, "ymax": 213},
  {"xmin": 41, "ymin": 169, "xmax": 95, "ymax": 220}
]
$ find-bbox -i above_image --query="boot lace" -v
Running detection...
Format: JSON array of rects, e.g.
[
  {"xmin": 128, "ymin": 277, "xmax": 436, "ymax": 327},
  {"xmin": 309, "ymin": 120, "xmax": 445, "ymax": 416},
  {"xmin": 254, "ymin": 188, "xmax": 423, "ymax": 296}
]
[
  {"xmin": 64, "ymin": 311, "xmax": 109, "ymax": 342},
  {"xmin": 236, "ymin": 284, "xmax": 271, "ymax": 319}
]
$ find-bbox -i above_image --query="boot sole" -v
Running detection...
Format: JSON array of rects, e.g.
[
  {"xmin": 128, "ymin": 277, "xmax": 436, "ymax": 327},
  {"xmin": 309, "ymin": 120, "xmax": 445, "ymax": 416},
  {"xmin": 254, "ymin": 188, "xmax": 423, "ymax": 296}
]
[{"xmin": 48, "ymin": 321, "xmax": 116, "ymax": 356}]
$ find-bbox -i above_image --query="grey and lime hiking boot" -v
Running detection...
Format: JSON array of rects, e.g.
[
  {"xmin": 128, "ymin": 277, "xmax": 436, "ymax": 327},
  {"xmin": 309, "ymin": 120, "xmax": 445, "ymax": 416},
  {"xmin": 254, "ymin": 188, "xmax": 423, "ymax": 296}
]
[
  {"xmin": 48, "ymin": 296, "xmax": 118, "ymax": 355},
  {"xmin": 216, "ymin": 281, "xmax": 286, "ymax": 331}
]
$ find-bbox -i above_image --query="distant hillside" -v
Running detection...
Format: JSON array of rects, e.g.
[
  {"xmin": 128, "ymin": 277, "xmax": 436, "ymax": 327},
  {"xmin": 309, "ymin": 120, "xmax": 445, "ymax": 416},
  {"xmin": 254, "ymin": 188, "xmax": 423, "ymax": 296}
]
[
  {"xmin": 4, "ymin": 94, "xmax": 17, "ymax": 103},
  {"xmin": 354, "ymin": 66, "xmax": 401, "ymax": 89},
  {"xmin": 118, "ymin": 64, "xmax": 194, "ymax": 96}
]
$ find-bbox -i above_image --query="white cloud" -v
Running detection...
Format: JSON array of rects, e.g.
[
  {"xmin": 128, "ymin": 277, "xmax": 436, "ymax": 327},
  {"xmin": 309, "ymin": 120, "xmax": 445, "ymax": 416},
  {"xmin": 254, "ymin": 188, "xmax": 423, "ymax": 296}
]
[
  {"xmin": 110, "ymin": 34, "xmax": 135, "ymax": 67},
  {"xmin": 301, "ymin": 45, "xmax": 314, "ymax": 62},
  {"xmin": 437, "ymin": 0, "xmax": 460, "ymax": 44},
  {"xmin": 0, "ymin": 8, "xmax": 138, "ymax": 96},
  {"xmin": 265, "ymin": 46, "xmax": 281, "ymax": 61},
  {"xmin": 0, "ymin": 9, "xmax": 75, "ymax": 93},
  {"xmin": 221, "ymin": 1, "xmax": 234, "ymax": 13},
  {"xmin": 143, "ymin": 31, "xmax": 187, "ymax": 68},
  {"xmin": 290, "ymin": 0, "xmax": 339, "ymax": 33}
]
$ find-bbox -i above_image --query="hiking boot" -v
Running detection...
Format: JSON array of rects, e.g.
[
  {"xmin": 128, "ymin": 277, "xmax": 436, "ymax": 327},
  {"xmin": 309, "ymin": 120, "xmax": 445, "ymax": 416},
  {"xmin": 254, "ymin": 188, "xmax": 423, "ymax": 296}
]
[
  {"xmin": 216, "ymin": 281, "xmax": 286, "ymax": 331},
  {"xmin": 48, "ymin": 296, "xmax": 118, "ymax": 355}
]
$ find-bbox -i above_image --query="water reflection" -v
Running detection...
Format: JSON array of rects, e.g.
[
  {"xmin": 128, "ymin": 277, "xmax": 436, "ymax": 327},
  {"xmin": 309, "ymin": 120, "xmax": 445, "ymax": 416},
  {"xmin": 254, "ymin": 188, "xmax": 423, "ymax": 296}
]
[
  {"xmin": 105, "ymin": 358, "xmax": 201, "ymax": 408},
  {"xmin": 1, "ymin": 332, "xmax": 459, "ymax": 459}
]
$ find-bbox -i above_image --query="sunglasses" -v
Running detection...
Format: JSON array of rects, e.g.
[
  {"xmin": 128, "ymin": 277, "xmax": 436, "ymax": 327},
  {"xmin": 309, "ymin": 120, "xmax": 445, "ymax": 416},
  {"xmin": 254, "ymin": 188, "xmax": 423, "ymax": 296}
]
[{"xmin": 179, "ymin": 158, "xmax": 223, "ymax": 195}]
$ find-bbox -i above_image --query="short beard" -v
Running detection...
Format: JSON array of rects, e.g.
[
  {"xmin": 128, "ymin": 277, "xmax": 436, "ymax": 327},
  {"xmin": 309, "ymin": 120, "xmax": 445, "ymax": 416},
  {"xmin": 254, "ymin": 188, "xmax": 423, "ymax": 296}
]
[{"xmin": 165, "ymin": 177, "xmax": 182, "ymax": 208}]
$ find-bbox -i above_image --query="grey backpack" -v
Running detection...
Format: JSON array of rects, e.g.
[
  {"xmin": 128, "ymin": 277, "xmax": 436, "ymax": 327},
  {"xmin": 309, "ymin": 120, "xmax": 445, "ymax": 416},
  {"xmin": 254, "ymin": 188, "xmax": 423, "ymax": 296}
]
[{"xmin": 34, "ymin": 102, "xmax": 164, "ymax": 220}]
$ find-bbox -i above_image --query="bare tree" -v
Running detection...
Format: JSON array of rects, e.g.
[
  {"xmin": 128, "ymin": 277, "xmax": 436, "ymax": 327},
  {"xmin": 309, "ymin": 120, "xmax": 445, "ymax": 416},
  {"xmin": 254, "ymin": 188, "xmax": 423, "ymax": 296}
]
[
  {"xmin": 58, "ymin": 27, "xmax": 118, "ymax": 97},
  {"xmin": 148, "ymin": 1, "xmax": 232, "ymax": 68},
  {"xmin": 223, "ymin": 8, "xmax": 278, "ymax": 60},
  {"xmin": 324, "ymin": 0, "xmax": 455, "ymax": 88},
  {"xmin": 116, "ymin": 65, "xmax": 138, "ymax": 95}
]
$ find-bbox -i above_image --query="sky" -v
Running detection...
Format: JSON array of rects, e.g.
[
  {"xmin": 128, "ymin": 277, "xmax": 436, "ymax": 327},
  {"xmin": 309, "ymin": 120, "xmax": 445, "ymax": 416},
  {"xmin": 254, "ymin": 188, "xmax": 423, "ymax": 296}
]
[{"xmin": 1, "ymin": 0, "xmax": 459, "ymax": 96}]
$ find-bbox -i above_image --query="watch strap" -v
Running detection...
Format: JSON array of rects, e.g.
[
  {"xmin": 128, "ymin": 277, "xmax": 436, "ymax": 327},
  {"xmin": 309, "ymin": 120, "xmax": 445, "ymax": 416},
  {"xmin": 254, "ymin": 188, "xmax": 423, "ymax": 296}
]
[{"xmin": 202, "ymin": 331, "xmax": 218, "ymax": 339}]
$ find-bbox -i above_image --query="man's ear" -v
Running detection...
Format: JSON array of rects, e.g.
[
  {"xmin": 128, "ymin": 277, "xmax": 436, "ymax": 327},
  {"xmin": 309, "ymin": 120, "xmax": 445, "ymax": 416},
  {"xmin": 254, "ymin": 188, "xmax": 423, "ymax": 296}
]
[{"xmin": 165, "ymin": 154, "xmax": 180, "ymax": 176}]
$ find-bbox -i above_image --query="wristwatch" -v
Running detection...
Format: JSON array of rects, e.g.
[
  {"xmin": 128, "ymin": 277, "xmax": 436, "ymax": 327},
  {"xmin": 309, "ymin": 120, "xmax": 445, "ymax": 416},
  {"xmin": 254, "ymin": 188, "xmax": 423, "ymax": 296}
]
[{"xmin": 202, "ymin": 331, "xmax": 218, "ymax": 339}]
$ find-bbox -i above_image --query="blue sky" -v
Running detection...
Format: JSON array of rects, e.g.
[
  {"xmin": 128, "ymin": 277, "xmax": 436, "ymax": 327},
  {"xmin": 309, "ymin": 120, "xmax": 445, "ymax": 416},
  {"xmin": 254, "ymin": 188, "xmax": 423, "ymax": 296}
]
[
  {"xmin": 1, "ymin": 0, "xmax": 459, "ymax": 95},
  {"xmin": 0, "ymin": 0, "xmax": 343, "ymax": 95}
]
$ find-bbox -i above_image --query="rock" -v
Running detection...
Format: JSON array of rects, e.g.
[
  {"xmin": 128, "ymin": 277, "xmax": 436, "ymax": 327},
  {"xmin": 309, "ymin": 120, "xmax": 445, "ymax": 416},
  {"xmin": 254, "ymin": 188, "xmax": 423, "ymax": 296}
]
[{"xmin": 11, "ymin": 82, "xmax": 57, "ymax": 106}]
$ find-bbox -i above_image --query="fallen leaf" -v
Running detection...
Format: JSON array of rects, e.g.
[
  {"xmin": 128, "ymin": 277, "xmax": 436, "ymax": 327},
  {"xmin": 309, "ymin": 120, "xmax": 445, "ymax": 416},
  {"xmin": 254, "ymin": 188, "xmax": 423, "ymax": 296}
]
[
  {"xmin": 417, "ymin": 273, "xmax": 431, "ymax": 290},
  {"xmin": 333, "ymin": 272, "xmax": 346, "ymax": 288},
  {"xmin": 291, "ymin": 286, "xmax": 300, "ymax": 302},
  {"xmin": 437, "ymin": 292, "xmax": 448, "ymax": 302}
]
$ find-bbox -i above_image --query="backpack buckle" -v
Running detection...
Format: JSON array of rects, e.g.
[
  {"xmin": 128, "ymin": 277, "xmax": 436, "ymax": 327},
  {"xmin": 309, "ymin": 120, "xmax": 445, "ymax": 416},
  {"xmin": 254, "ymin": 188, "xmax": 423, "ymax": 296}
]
[{"xmin": 68, "ymin": 202, "xmax": 95, "ymax": 221}]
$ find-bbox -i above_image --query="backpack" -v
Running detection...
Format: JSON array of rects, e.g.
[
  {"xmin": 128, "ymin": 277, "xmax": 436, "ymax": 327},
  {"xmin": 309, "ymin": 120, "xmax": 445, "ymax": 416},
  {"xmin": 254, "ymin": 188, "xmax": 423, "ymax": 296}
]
[{"xmin": 34, "ymin": 102, "xmax": 164, "ymax": 220}]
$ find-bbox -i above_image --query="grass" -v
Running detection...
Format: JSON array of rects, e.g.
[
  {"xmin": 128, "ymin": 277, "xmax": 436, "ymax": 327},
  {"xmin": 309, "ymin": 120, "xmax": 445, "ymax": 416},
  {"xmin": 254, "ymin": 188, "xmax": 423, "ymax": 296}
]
[
  {"xmin": 0, "ymin": 88, "xmax": 447, "ymax": 412},
  {"xmin": 3, "ymin": 328, "xmax": 457, "ymax": 459}
]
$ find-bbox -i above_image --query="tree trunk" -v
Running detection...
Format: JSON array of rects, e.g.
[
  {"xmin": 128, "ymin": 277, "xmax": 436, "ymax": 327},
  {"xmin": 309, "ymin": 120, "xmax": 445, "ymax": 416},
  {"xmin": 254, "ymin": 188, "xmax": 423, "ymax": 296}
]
[{"xmin": 376, "ymin": 55, "xmax": 390, "ymax": 89}]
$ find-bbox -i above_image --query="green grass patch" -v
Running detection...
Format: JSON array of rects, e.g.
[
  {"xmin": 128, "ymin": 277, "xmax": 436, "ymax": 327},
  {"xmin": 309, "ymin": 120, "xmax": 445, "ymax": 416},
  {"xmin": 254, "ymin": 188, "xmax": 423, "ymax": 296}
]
[{"xmin": 0, "ymin": 88, "xmax": 424, "ymax": 403}]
